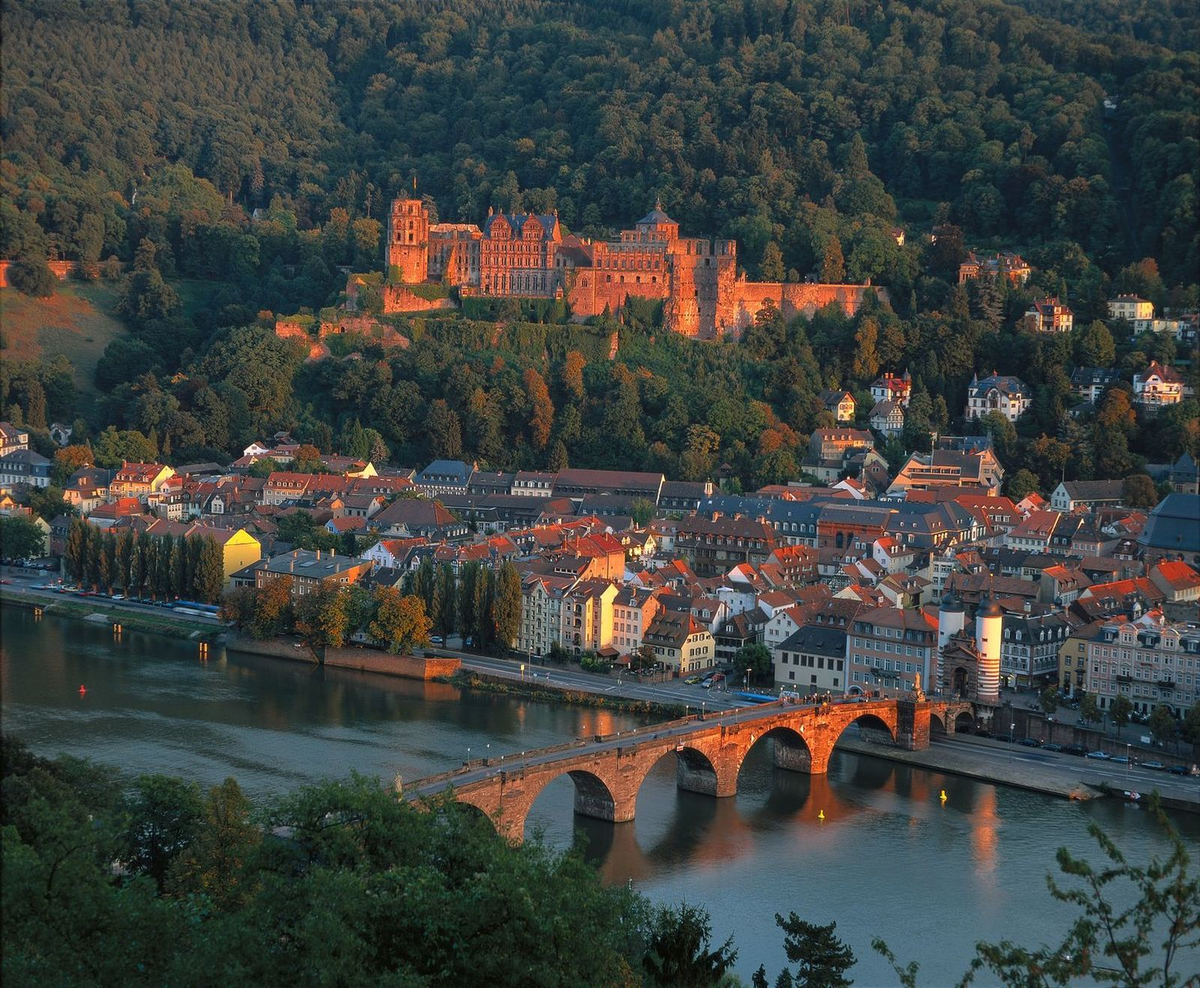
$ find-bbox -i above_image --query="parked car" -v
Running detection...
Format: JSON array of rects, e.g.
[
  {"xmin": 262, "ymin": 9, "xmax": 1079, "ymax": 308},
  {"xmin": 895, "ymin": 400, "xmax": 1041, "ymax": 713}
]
[
  {"xmin": 1018, "ymin": 737, "xmax": 1041, "ymax": 747},
  {"xmin": 1063, "ymin": 744, "xmax": 1088, "ymax": 757},
  {"xmin": 684, "ymin": 676, "xmax": 701, "ymax": 685},
  {"xmin": 1110, "ymin": 755, "xmax": 1130, "ymax": 765},
  {"xmin": 1167, "ymin": 764, "xmax": 1189, "ymax": 776},
  {"xmin": 1041, "ymin": 742, "xmax": 1062, "ymax": 752},
  {"xmin": 1086, "ymin": 750, "xmax": 1110, "ymax": 760},
  {"xmin": 429, "ymin": 636, "xmax": 444, "ymax": 645},
  {"xmin": 1141, "ymin": 761, "xmax": 1166, "ymax": 771}
]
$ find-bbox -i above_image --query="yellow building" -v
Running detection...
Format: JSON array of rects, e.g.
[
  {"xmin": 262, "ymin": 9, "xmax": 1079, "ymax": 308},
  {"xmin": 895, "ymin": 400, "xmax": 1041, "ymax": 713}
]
[{"xmin": 210, "ymin": 527, "xmax": 262, "ymax": 583}]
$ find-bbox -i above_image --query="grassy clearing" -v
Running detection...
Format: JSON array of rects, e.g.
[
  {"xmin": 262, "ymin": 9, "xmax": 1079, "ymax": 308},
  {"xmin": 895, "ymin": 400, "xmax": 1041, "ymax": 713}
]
[{"xmin": 0, "ymin": 281, "xmax": 126, "ymax": 393}]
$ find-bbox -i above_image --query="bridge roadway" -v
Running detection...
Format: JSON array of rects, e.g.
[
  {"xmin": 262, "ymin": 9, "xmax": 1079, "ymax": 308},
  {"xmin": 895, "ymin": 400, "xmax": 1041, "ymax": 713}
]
[{"xmin": 405, "ymin": 696, "xmax": 972, "ymax": 841}]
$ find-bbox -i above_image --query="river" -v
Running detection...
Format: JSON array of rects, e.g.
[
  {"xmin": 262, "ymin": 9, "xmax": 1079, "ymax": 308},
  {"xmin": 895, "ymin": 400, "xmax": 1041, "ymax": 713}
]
[{"xmin": 4, "ymin": 605, "xmax": 1197, "ymax": 984}]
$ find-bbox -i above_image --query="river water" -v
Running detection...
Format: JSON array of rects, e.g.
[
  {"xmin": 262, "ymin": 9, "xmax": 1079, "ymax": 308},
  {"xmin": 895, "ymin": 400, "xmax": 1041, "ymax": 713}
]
[{"xmin": 4, "ymin": 606, "xmax": 1197, "ymax": 984}]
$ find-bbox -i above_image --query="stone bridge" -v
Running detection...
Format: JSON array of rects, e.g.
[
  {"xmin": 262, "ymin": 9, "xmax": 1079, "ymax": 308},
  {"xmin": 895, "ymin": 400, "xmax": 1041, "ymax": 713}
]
[{"xmin": 405, "ymin": 698, "xmax": 975, "ymax": 842}]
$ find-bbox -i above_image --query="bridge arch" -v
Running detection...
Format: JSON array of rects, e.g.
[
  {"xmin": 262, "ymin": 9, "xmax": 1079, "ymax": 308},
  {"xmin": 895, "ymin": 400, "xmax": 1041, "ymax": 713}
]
[
  {"xmin": 955, "ymin": 710, "xmax": 975, "ymax": 733},
  {"xmin": 518, "ymin": 766, "xmax": 626, "ymax": 841},
  {"xmin": 736, "ymin": 725, "xmax": 815, "ymax": 777},
  {"xmin": 930, "ymin": 713, "xmax": 947, "ymax": 735}
]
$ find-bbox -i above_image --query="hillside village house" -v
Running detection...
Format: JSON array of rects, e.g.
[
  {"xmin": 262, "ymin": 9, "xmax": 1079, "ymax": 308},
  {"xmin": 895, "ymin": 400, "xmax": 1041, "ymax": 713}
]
[
  {"xmin": 958, "ymin": 250, "xmax": 1031, "ymax": 286},
  {"xmin": 868, "ymin": 399, "xmax": 905, "ymax": 436},
  {"xmin": 1132, "ymin": 361, "xmax": 1184, "ymax": 408},
  {"xmin": 886, "ymin": 446, "xmax": 1005, "ymax": 496},
  {"xmin": 869, "ymin": 371, "xmax": 912, "ymax": 407},
  {"xmin": 1107, "ymin": 295, "xmax": 1154, "ymax": 321},
  {"xmin": 1022, "ymin": 297, "xmax": 1073, "ymax": 333},
  {"xmin": 1070, "ymin": 367, "xmax": 1121, "ymax": 404},
  {"xmin": 964, "ymin": 373, "xmax": 1031, "ymax": 422},
  {"xmin": 818, "ymin": 389, "xmax": 857, "ymax": 422},
  {"xmin": 0, "ymin": 421, "xmax": 30, "ymax": 457}
]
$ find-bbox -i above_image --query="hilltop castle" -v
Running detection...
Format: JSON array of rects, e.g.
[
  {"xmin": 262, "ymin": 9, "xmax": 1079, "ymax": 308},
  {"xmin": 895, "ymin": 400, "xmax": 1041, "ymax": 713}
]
[{"xmin": 386, "ymin": 196, "xmax": 885, "ymax": 339}]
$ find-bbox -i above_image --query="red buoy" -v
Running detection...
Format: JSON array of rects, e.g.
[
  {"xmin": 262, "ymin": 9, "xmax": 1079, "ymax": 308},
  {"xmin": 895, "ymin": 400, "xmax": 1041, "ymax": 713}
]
[{"xmin": 78, "ymin": 685, "xmax": 87, "ymax": 695}]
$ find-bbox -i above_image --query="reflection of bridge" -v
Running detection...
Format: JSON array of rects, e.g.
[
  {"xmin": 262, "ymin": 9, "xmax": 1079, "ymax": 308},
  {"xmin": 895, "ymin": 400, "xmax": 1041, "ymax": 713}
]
[{"xmin": 405, "ymin": 698, "xmax": 975, "ymax": 841}]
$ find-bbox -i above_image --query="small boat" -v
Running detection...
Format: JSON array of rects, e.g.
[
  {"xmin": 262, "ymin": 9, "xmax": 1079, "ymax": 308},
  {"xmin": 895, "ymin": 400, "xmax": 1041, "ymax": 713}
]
[{"xmin": 1121, "ymin": 790, "xmax": 1141, "ymax": 802}]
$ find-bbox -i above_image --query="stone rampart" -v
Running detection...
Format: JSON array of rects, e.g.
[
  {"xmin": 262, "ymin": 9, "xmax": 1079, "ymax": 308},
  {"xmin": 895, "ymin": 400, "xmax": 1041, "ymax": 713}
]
[{"xmin": 225, "ymin": 633, "xmax": 459, "ymax": 680}]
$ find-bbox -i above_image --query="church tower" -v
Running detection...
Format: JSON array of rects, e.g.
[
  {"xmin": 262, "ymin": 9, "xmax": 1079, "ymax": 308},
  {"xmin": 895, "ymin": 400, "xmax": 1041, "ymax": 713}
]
[{"xmin": 386, "ymin": 195, "xmax": 429, "ymax": 284}]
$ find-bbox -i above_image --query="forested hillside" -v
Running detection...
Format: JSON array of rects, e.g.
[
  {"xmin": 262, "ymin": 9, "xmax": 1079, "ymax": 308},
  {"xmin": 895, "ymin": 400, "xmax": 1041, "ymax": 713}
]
[
  {"xmin": 1, "ymin": 0, "xmax": 1197, "ymax": 495},
  {"xmin": 3, "ymin": 0, "xmax": 1196, "ymax": 282}
]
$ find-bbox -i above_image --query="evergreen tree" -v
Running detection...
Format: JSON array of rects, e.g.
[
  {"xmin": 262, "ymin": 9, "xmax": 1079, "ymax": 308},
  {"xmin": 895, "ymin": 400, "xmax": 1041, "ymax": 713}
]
[
  {"xmin": 193, "ymin": 537, "xmax": 225, "ymax": 604},
  {"xmin": 116, "ymin": 529, "xmax": 133, "ymax": 591},
  {"xmin": 64, "ymin": 518, "xmax": 87, "ymax": 583},
  {"xmin": 491, "ymin": 561, "xmax": 522, "ymax": 650},
  {"xmin": 431, "ymin": 562, "xmax": 456, "ymax": 637},
  {"xmin": 456, "ymin": 561, "xmax": 478, "ymax": 644}
]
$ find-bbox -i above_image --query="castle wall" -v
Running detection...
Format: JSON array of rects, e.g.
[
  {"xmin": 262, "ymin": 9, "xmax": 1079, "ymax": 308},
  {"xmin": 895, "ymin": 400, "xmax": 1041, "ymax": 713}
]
[
  {"xmin": 713, "ymin": 281, "xmax": 888, "ymax": 338},
  {"xmin": 381, "ymin": 285, "xmax": 456, "ymax": 315}
]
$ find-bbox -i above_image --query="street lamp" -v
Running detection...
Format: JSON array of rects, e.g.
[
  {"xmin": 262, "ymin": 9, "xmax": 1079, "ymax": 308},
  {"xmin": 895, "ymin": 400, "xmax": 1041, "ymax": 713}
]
[
  {"xmin": 746, "ymin": 666, "xmax": 752, "ymax": 691},
  {"xmin": 1126, "ymin": 743, "xmax": 1131, "ymax": 780},
  {"xmin": 466, "ymin": 746, "xmax": 471, "ymax": 765},
  {"xmin": 1009, "ymin": 722, "xmax": 1015, "ymax": 764}
]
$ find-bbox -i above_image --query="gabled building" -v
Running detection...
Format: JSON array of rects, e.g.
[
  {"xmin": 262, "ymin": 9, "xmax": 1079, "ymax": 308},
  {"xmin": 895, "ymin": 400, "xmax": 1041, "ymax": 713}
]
[
  {"xmin": 1070, "ymin": 367, "xmax": 1121, "ymax": 405},
  {"xmin": 1132, "ymin": 361, "xmax": 1184, "ymax": 409},
  {"xmin": 0, "ymin": 421, "xmax": 30, "ymax": 458},
  {"xmin": 1022, "ymin": 297, "xmax": 1073, "ymax": 333},
  {"xmin": 958, "ymin": 251, "xmax": 1031, "ymax": 286},
  {"xmin": 414, "ymin": 460, "xmax": 477, "ymax": 496},
  {"xmin": 109, "ymin": 462, "xmax": 176, "ymax": 500},
  {"xmin": 1049, "ymin": 480, "xmax": 1126, "ymax": 513},
  {"xmin": 965, "ymin": 372, "xmax": 1031, "ymax": 422},
  {"xmin": 868, "ymin": 399, "xmax": 905, "ymax": 437},
  {"xmin": 643, "ymin": 610, "xmax": 716, "ymax": 675},
  {"xmin": 819, "ymin": 389, "xmax": 857, "ymax": 422},
  {"xmin": 870, "ymin": 372, "xmax": 912, "ymax": 407}
]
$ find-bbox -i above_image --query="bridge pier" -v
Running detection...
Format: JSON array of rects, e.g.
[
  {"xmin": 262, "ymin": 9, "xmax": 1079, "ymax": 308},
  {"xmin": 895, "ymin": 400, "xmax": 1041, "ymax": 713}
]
[
  {"xmin": 896, "ymin": 700, "xmax": 931, "ymax": 751},
  {"xmin": 772, "ymin": 738, "xmax": 830, "ymax": 775}
]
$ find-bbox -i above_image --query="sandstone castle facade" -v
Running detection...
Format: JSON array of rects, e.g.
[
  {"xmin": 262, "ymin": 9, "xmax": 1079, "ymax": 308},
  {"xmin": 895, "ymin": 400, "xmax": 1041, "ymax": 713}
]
[{"xmin": 386, "ymin": 195, "xmax": 884, "ymax": 338}]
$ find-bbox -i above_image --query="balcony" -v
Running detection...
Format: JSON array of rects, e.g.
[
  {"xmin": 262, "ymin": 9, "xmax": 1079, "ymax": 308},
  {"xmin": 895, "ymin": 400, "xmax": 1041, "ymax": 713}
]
[{"xmin": 1158, "ymin": 679, "xmax": 1176, "ymax": 689}]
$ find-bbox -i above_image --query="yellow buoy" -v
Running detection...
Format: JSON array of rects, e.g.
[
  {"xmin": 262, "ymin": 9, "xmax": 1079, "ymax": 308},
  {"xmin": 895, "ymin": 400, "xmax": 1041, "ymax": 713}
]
[
  {"xmin": 818, "ymin": 810, "xmax": 825, "ymax": 821},
  {"xmin": 940, "ymin": 789, "xmax": 947, "ymax": 802}
]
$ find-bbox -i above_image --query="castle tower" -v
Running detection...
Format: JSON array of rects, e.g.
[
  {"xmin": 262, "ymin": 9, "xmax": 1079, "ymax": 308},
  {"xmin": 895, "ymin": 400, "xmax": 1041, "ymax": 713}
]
[
  {"xmin": 936, "ymin": 592, "xmax": 965, "ymax": 689},
  {"xmin": 974, "ymin": 595, "xmax": 1002, "ymax": 704},
  {"xmin": 386, "ymin": 197, "xmax": 429, "ymax": 284}
]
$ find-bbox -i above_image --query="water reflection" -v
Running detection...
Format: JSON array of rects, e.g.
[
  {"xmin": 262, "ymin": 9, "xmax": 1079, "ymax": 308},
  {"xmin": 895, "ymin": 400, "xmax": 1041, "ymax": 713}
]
[{"xmin": 6, "ymin": 605, "xmax": 1200, "ymax": 985}]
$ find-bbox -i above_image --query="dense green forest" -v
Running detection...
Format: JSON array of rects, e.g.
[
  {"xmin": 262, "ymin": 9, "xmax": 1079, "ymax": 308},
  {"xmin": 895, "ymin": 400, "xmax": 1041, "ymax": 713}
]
[{"xmin": 1, "ymin": 0, "xmax": 1197, "ymax": 491}]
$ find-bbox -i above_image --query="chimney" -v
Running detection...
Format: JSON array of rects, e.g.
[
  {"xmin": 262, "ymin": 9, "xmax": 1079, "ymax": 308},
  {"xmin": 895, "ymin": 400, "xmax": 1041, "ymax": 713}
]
[
  {"xmin": 316, "ymin": 549, "xmax": 321, "ymax": 560},
  {"xmin": 1023, "ymin": 598, "xmax": 1031, "ymax": 613}
]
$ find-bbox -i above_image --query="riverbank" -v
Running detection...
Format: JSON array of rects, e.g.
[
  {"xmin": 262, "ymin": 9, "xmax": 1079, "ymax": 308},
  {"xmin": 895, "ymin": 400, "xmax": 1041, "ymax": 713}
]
[
  {"xmin": 835, "ymin": 734, "xmax": 1200, "ymax": 814},
  {"xmin": 445, "ymin": 669, "xmax": 686, "ymax": 718},
  {"xmin": 1, "ymin": 592, "xmax": 219, "ymax": 641}
]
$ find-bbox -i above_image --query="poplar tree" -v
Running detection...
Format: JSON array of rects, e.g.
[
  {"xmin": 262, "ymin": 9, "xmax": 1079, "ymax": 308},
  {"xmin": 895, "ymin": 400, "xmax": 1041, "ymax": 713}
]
[
  {"xmin": 193, "ymin": 537, "xmax": 225, "ymax": 604},
  {"xmin": 171, "ymin": 535, "xmax": 187, "ymax": 598},
  {"xmin": 64, "ymin": 518, "xmax": 87, "ymax": 583},
  {"xmin": 116, "ymin": 529, "xmax": 133, "ymax": 591},
  {"xmin": 456, "ymin": 561, "xmax": 478, "ymax": 644},
  {"xmin": 491, "ymin": 561, "xmax": 522, "ymax": 650},
  {"xmin": 434, "ymin": 562, "xmax": 456, "ymax": 637}
]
